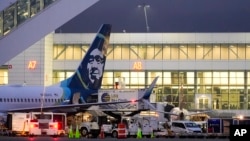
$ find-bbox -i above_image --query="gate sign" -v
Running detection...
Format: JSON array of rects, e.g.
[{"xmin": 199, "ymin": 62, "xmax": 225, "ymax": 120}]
[
  {"xmin": 28, "ymin": 60, "xmax": 37, "ymax": 69},
  {"xmin": 133, "ymin": 61, "xmax": 143, "ymax": 70}
]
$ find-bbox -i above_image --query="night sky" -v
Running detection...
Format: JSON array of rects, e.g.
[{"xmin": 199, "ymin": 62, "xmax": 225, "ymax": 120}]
[{"xmin": 55, "ymin": 0, "xmax": 250, "ymax": 33}]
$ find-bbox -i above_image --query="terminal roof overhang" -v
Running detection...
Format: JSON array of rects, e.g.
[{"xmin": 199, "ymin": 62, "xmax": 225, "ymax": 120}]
[{"xmin": 56, "ymin": 0, "xmax": 250, "ymax": 33}]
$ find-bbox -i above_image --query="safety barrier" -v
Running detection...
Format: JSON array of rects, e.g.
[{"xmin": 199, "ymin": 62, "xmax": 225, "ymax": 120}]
[
  {"xmin": 99, "ymin": 125, "xmax": 105, "ymax": 139},
  {"xmin": 117, "ymin": 123, "xmax": 126, "ymax": 139}
]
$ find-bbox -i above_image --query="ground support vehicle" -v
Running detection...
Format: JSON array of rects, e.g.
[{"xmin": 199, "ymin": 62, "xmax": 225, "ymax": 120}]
[
  {"xmin": 77, "ymin": 115, "xmax": 109, "ymax": 138},
  {"xmin": 98, "ymin": 89, "xmax": 150, "ymax": 112},
  {"xmin": 169, "ymin": 120, "xmax": 202, "ymax": 136},
  {"xmin": 102, "ymin": 116, "xmax": 167, "ymax": 138},
  {"xmin": 7, "ymin": 112, "xmax": 66, "ymax": 137},
  {"xmin": 79, "ymin": 121, "xmax": 100, "ymax": 138}
]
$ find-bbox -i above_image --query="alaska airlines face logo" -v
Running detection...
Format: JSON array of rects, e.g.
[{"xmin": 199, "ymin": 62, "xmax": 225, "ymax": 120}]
[{"xmin": 101, "ymin": 93, "xmax": 110, "ymax": 102}]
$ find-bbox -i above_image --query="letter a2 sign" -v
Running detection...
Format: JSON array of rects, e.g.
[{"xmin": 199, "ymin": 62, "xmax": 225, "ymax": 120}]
[{"xmin": 230, "ymin": 125, "xmax": 250, "ymax": 141}]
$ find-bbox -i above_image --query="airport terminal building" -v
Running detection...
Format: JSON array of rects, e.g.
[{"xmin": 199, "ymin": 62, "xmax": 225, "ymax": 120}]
[
  {"xmin": 1, "ymin": 32, "xmax": 250, "ymax": 112},
  {"xmin": 1, "ymin": 0, "xmax": 250, "ymax": 115}
]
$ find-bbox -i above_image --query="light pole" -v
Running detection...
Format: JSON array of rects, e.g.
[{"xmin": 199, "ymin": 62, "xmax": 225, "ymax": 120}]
[{"xmin": 138, "ymin": 4, "xmax": 150, "ymax": 32}]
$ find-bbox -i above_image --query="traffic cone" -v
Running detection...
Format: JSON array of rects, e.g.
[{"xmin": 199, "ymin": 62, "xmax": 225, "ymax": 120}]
[
  {"xmin": 75, "ymin": 125, "xmax": 81, "ymax": 139},
  {"xmin": 150, "ymin": 127, "xmax": 155, "ymax": 138},
  {"xmin": 151, "ymin": 131, "xmax": 155, "ymax": 138},
  {"xmin": 136, "ymin": 127, "xmax": 142, "ymax": 139},
  {"xmin": 68, "ymin": 125, "xmax": 74, "ymax": 138},
  {"xmin": 99, "ymin": 125, "xmax": 105, "ymax": 139}
]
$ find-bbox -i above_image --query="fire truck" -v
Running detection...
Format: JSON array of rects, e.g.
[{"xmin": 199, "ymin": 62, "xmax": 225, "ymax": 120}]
[{"xmin": 7, "ymin": 112, "xmax": 67, "ymax": 136}]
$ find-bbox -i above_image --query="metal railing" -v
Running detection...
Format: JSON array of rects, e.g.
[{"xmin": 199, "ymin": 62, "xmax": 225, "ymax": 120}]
[{"xmin": 0, "ymin": 0, "xmax": 58, "ymax": 38}]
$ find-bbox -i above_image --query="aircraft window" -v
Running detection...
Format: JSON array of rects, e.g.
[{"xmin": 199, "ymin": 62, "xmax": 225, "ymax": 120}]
[
  {"xmin": 20, "ymin": 99, "xmax": 23, "ymax": 102},
  {"xmin": 39, "ymin": 99, "xmax": 41, "ymax": 102},
  {"xmin": 14, "ymin": 98, "xmax": 16, "ymax": 102},
  {"xmin": 7, "ymin": 98, "xmax": 9, "ymax": 102},
  {"xmin": 45, "ymin": 99, "xmax": 47, "ymax": 102},
  {"xmin": 4, "ymin": 98, "xmax": 6, "ymax": 102},
  {"xmin": 27, "ymin": 99, "xmax": 30, "ymax": 102},
  {"xmin": 35, "ymin": 99, "xmax": 37, "ymax": 102},
  {"xmin": 10, "ymin": 98, "xmax": 13, "ymax": 102},
  {"xmin": 48, "ymin": 99, "xmax": 50, "ymax": 102},
  {"xmin": 51, "ymin": 99, "xmax": 53, "ymax": 102},
  {"xmin": 0, "ymin": 98, "xmax": 2, "ymax": 102},
  {"xmin": 17, "ymin": 99, "xmax": 19, "ymax": 102},
  {"xmin": 24, "ymin": 99, "xmax": 27, "ymax": 102}
]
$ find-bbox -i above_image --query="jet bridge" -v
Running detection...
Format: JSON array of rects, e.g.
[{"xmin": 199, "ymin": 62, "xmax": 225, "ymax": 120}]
[{"xmin": 0, "ymin": 0, "xmax": 99, "ymax": 65}]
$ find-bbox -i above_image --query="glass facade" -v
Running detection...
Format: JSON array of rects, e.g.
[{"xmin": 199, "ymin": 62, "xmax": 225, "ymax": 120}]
[
  {"xmin": 52, "ymin": 43, "xmax": 250, "ymax": 110},
  {"xmin": 0, "ymin": 66, "xmax": 8, "ymax": 85},
  {"xmin": 53, "ymin": 43, "xmax": 250, "ymax": 60},
  {"xmin": 0, "ymin": 0, "xmax": 57, "ymax": 37}
]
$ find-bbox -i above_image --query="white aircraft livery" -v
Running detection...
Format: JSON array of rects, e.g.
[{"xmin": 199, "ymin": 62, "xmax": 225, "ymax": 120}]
[
  {"xmin": 0, "ymin": 24, "xmax": 113, "ymax": 113},
  {"xmin": 0, "ymin": 24, "xmax": 159, "ymax": 121}
]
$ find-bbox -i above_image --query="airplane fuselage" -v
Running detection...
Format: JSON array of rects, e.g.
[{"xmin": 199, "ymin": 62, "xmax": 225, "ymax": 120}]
[{"xmin": 0, "ymin": 85, "xmax": 67, "ymax": 112}]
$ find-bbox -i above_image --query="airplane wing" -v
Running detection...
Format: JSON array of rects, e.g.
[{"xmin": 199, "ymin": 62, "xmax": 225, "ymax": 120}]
[
  {"xmin": 153, "ymin": 109, "xmax": 212, "ymax": 117},
  {"xmin": 186, "ymin": 110, "xmax": 212, "ymax": 116},
  {"xmin": 154, "ymin": 110, "xmax": 179, "ymax": 116},
  {"xmin": 7, "ymin": 100, "xmax": 135, "ymax": 113}
]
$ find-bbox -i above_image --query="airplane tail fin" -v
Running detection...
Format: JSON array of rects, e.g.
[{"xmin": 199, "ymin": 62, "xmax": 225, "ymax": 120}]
[
  {"xmin": 140, "ymin": 76, "xmax": 159, "ymax": 100},
  {"xmin": 60, "ymin": 24, "xmax": 111, "ymax": 90},
  {"xmin": 139, "ymin": 76, "xmax": 159, "ymax": 110}
]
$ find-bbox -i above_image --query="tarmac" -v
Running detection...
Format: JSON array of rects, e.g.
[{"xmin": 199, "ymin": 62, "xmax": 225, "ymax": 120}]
[{"xmin": 0, "ymin": 136, "xmax": 230, "ymax": 141}]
